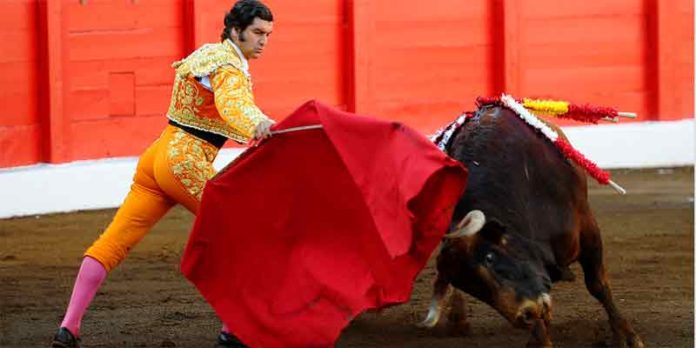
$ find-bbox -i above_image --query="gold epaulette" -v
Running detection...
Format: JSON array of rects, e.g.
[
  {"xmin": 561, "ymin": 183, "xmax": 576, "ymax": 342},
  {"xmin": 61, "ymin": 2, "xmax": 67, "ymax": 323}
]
[{"xmin": 172, "ymin": 40, "xmax": 244, "ymax": 78}]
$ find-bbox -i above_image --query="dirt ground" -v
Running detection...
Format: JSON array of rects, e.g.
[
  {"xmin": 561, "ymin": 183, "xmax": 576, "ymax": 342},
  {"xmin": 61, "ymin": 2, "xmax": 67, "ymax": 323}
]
[{"xmin": 0, "ymin": 167, "xmax": 693, "ymax": 347}]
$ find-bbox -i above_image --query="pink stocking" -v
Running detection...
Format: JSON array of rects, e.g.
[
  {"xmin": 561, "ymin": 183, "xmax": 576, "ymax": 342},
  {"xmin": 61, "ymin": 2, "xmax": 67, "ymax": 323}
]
[{"xmin": 59, "ymin": 256, "xmax": 107, "ymax": 336}]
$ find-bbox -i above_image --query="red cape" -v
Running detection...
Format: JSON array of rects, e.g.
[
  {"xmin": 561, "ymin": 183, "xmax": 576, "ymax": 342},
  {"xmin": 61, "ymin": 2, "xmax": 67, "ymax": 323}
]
[{"xmin": 181, "ymin": 100, "xmax": 467, "ymax": 347}]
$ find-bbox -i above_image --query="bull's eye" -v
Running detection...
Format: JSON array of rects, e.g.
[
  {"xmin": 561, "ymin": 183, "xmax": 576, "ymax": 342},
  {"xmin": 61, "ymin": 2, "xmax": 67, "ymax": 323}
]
[{"xmin": 484, "ymin": 252, "xmax": 496, "ymax": 265}]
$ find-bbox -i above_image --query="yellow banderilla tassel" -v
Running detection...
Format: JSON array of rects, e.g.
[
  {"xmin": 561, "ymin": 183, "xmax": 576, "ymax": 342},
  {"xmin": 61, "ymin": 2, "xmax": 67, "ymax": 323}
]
[{"xmin": 522, "ymin": 98, "xmax": 569, "ymax": 116}]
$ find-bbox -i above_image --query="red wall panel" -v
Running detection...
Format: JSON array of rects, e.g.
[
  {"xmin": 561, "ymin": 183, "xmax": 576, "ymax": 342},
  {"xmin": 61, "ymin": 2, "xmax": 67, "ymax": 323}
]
[
  {"xmin": 188, "ymin": 0, "xmax": 349, "ymax": 118},
  {"xmin": 70, "ymin": 115, "xmax": 165, "ymax": 159},
  {"xmin": 366, "ymin": 0, "xmax": 495, "ymax": 133},
  {"xmin": 518, "ymin": 0, "xmax": 648, "ymax": 125},
  {"xmin": 0, "ymin": 0, "xmax": 41, "ymax": 167},
  {"xmin": 0, "ymin": 0, "xmax": 692, "ymax": 168},
  {"xmin": 656, "ymin": 0, "xmax": 694, "ymax": 120},
  {"xmin": 251, "ymin": 0, "xmax": 349, "ymax": 117},
  {"xmin": 62, "ymin": 0, "xmax": 187, "ymax": 160}
]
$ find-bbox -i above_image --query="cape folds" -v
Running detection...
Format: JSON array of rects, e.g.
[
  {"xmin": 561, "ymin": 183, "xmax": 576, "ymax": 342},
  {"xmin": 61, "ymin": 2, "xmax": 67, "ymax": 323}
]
[{"xmin": 181, "ymin": 100, "xmax": 468, "ymax": 347}]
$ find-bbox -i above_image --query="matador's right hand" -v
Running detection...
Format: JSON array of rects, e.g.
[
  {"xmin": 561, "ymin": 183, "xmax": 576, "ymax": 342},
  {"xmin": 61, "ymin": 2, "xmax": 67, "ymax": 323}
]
[{"xmin": 253, "ymin": 118, "xmax": 274, "ymax": 140}]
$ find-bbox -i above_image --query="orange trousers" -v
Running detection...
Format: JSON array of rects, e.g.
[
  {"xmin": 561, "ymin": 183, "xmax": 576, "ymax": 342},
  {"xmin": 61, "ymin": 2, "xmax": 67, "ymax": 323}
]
[{"xmin": 85, "ymin": 125, "xmax": 219, "ymax": 271}]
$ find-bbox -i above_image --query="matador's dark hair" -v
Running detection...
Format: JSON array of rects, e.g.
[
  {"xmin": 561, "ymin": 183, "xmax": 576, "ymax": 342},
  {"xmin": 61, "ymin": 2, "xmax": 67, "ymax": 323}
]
[{"xmin": 220, "ymin": 0, "xmax": 273, "ymax": 42}]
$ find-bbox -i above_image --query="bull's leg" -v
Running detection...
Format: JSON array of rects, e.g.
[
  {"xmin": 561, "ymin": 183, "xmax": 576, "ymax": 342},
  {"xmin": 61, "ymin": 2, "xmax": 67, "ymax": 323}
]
[
  {"xmin": 445, "ymin": 289, "xmax": 471, "ymax": 336},
  {"xmin": 526, "ymin": 295, "xmax": 554, "ymax": 347},
  {"xmin": 527, "ymin": 319, "xmax": 553, "ymax": 348},
  {"xmin": 579, "ymin": 222, "xmax": 644, "ymax": 348},
  {"xmin": 419, "ymin": 275, "xmax": 449, "ymax": 328}
]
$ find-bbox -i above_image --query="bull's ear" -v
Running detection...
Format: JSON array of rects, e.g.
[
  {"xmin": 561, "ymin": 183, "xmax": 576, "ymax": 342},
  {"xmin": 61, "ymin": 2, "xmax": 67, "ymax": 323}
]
[{"xmin": 480, "ymin": 218, "xmax": 507, "ymax": 244}]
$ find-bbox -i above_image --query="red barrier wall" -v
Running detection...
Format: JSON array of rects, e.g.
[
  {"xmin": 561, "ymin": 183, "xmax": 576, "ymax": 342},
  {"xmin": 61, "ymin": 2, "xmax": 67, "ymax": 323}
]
[
  {"xmin": 1, "ymin": 1, "xmax": 41, "ymax": 167},
  {"xmin": 0, "ymin": 0, "xmax": 692, "ymax": 168}
]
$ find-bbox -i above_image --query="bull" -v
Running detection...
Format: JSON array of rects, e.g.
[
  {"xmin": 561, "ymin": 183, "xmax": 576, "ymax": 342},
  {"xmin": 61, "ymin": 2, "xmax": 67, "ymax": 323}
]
[{"xmin": 421, "ymin": 103, "xmax": 644, "ymax": 347}]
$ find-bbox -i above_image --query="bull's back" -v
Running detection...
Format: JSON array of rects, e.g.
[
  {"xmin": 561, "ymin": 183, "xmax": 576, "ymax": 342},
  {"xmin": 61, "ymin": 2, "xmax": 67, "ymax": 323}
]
[{"xmin": 448, "ymin": 106, "xmax": 588, "ymax": 243}]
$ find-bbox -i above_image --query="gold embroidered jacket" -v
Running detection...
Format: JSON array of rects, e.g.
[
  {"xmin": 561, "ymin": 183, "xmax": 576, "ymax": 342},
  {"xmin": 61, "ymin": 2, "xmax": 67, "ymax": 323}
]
[{"xmin": 167, "ymin": 39, "xmax": 270, "ymax": 144}]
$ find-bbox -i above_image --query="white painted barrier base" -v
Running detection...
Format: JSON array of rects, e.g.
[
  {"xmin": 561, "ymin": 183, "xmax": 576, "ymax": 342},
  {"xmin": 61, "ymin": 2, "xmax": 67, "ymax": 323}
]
[
  {"xmin": 1, "ymin": 119, "xmax": 693, "ymax": 219},
  {"xmin": 0, "ymin": 149, "xmax": 245, "ymax": 219},
  {"xmin": 562, "ymin": 119, "xmax": 694, "ymax": 170}
]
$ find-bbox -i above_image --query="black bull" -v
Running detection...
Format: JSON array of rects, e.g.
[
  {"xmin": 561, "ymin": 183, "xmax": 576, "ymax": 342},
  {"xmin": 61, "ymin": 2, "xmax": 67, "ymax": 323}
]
[{"xmin": 421, "ymin": 105, "xmax": 643, "ymax": 347}]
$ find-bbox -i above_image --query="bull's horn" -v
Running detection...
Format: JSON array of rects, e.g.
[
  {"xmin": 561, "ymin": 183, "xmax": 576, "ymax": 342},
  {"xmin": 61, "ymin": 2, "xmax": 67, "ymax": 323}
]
[{"xmin": 445, "ymin": 210, "xmax": 486, "ymax": 238}]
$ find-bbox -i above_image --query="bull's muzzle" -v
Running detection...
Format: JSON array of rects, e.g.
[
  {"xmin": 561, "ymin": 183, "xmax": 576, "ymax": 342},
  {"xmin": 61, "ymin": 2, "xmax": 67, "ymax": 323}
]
[
  {"xmin": 515, "ymin": 293, "xmax": 552, "ymax": 328},
  {"xmin": 514, "ymin": 294, "xmax": 553, "ymax": 347}
]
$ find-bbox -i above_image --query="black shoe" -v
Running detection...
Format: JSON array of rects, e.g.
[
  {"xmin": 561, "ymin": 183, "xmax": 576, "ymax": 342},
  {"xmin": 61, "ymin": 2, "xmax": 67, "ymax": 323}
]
[
  {"xmin": 51, "ymin": 327, "xmax": 80, "ymax": 348},
  {"xmin": 215, "ymin": 331, "xmax": 248, "ymax": 348}
]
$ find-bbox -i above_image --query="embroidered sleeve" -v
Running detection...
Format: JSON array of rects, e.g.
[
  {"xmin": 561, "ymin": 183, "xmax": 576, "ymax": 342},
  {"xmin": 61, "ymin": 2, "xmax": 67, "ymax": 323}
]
[{"xmin": 210, "ymin": 66, "xmax": 270, "ymax": 140}]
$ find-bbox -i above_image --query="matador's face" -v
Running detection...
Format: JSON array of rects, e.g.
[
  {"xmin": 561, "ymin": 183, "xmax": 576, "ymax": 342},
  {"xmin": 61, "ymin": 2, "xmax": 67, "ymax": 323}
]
[{"xmin": 232, "ymin": 17, "xmax": 273, "ymax": 60}]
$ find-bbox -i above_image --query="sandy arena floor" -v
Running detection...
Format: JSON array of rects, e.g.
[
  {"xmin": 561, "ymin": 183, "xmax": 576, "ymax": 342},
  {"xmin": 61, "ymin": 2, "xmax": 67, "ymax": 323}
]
[{"xmin": 0, "ymin": 167, "xmax": 693, "ymax": 347}]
